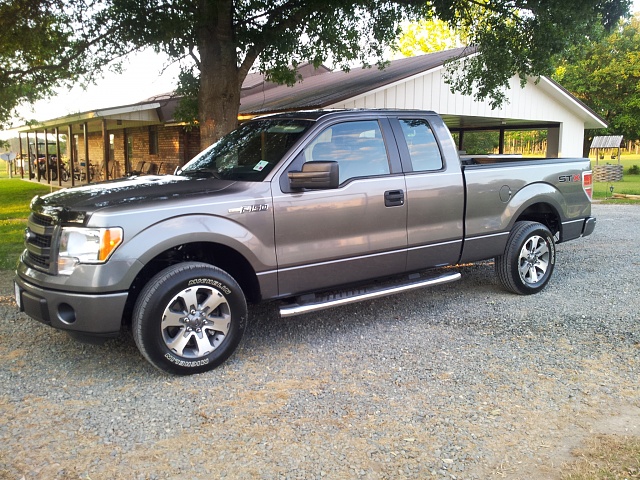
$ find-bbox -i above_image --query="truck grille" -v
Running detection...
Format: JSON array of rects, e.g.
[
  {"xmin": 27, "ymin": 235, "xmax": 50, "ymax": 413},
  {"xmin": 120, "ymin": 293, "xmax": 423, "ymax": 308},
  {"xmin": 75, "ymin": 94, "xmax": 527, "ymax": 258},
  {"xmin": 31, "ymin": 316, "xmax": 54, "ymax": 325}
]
[{"xmin": 24, "ymin": 212, "xmax": 57, "ymax": 272}]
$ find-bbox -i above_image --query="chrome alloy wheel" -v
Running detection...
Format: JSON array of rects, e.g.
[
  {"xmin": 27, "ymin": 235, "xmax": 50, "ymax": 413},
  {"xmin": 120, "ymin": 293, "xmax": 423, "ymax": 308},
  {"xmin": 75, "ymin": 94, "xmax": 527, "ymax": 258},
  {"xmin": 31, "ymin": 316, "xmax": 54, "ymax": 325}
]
[
  {"xmin": 161, "ymin": 285, "xmax": 231, "ymax": 359},
  {"xmin": 517, "ymin": 235, "xmax": 550, "ymax": 286}
]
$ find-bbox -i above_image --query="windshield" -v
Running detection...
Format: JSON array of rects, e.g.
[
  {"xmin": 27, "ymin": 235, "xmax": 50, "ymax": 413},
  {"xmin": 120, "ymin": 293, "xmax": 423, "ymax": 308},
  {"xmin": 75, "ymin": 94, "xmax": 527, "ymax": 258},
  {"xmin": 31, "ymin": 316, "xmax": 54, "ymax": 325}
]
[{"xmin": 178, "ymin": 119, "xmax": 312, "ymax": 181}]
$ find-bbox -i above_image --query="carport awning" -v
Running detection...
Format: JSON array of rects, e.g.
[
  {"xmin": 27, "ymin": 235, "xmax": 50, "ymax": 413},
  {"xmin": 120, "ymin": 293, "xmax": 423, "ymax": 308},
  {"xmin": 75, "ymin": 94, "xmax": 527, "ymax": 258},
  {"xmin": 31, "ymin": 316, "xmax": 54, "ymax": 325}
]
[{"xmin": 15, "ymin": 96, "xmax": 180, "ymax": 135}]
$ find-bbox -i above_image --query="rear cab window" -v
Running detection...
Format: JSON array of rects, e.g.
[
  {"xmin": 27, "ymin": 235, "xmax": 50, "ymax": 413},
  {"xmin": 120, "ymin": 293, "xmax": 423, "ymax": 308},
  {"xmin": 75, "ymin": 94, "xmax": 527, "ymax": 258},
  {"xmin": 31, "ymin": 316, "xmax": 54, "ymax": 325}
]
[{"xmin": 397, "ymin": 118, "xmax": 444, "ymax": 172}]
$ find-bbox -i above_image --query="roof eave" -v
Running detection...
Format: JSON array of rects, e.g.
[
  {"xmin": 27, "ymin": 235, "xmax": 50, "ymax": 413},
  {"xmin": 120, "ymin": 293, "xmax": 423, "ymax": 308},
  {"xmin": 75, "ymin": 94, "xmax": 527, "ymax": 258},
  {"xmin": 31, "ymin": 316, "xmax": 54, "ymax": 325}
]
[
  {"xmin": 538, "ymin": 77, "xmax": 607, "ymax": 129},
  {"xmin": 14, "ymin": 102, "xmax": 163, "ymax": 133}
]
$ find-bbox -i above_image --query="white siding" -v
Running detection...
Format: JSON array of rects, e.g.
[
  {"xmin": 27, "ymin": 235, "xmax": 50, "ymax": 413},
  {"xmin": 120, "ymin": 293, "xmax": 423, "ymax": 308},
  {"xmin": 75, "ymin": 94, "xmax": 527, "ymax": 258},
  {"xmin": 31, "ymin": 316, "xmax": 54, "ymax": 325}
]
[{"xmin": 329, "ymin": 68, "xmax": 590, "ymax": 157}]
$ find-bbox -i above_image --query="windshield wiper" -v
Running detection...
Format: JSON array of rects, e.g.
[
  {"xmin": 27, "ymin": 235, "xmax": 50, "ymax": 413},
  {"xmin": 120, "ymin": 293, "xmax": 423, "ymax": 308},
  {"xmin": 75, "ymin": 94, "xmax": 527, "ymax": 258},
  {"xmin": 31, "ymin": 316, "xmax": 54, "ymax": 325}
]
[{"xmin": 180, "ymin": 168, "xmax": 222, "ymax": 179}]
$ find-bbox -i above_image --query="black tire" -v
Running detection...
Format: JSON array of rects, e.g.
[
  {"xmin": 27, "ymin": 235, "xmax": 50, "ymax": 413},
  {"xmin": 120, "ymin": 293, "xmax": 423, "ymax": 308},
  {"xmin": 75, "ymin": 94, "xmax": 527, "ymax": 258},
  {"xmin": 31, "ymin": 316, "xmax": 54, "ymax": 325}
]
[
  {"xmin": 495, "ymin": 221, "xmax": 556, "ymax": 295},
  {"xmin": 62, "ymin": 170, "xmax": 70, "ymax": 182},
  {"xmin": 132, "ymin": 262, "xmax": 248, "ymax": 375}
]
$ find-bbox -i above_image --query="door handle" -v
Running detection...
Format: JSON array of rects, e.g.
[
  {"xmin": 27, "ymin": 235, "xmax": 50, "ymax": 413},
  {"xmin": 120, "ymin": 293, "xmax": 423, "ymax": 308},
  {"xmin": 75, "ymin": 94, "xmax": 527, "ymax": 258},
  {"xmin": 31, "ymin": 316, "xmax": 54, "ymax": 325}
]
[{"xmin": 384, "ymin": 189, "xmax": 405, "ymax": 207}]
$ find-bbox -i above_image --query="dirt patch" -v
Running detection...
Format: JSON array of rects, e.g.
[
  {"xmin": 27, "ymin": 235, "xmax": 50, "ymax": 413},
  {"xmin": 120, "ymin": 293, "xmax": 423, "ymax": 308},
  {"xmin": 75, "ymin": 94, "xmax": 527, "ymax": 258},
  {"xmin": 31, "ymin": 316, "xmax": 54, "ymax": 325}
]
[{"xmin": 513, "ymin": 405, "xmax": 640, "ymax": 479}]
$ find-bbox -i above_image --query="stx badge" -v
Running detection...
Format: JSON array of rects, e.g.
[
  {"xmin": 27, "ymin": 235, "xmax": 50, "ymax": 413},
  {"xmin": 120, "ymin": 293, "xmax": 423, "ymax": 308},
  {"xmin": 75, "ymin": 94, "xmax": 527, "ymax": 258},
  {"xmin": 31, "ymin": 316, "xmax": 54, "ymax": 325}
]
[{"xmin": 558, "ymin": 174, "xmax": 581, "ymax": 182}]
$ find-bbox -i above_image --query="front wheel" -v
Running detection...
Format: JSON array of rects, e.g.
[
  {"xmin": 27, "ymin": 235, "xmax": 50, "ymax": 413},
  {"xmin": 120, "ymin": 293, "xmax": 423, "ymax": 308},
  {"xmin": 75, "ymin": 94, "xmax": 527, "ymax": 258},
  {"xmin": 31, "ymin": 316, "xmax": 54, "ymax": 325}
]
[
  {"xmin": 132, "ymin": 262, "xmax": 248, "ymax": 375},
  {"xmin": 495, "ymin": 221, "xmax": 556, "ymax": 295}
]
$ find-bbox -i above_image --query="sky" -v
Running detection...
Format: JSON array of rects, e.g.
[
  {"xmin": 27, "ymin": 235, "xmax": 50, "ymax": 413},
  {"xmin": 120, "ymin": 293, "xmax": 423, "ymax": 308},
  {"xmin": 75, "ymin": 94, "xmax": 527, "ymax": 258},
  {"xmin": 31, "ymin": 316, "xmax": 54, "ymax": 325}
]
[
  {"xmin": 0, "ymin": 48, "xmax": 182, "ymax": 140},
  {"xmin": 2, "ymin": 1, "xmax": 639, "ymax": 141}
]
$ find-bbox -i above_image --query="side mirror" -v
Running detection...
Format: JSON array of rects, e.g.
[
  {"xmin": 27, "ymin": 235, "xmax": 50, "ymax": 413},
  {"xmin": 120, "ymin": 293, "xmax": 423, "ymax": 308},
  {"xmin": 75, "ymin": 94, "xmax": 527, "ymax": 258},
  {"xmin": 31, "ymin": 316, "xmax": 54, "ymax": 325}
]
[{"xmin": 288, "ymin": 161, "xmax": 339, "ymax": 190}]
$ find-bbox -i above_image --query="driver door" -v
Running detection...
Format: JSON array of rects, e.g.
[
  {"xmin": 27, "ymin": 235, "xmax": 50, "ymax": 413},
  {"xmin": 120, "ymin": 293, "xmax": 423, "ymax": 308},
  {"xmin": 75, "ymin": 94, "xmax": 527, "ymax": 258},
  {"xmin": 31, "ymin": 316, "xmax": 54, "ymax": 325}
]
[{"xmin": 273, "ymin": 119, "xmax": 408, "ymax": 296}]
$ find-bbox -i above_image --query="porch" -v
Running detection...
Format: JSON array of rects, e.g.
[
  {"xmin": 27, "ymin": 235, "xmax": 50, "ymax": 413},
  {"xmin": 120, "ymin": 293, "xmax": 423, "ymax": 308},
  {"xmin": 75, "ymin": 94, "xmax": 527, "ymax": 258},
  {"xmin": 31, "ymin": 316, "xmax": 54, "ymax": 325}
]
[{"xmin": 12, "ymin": 94, "xmax": 200, "ymax": 187}]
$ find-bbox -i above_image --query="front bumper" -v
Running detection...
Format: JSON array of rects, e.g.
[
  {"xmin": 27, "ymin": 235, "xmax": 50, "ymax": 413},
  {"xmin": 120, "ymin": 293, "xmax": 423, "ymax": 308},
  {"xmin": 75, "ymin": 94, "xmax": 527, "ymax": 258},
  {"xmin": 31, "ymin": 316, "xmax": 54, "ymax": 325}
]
[{"xmin": 14, "ymin": 275, "xmax": 128, "ymax": 337}]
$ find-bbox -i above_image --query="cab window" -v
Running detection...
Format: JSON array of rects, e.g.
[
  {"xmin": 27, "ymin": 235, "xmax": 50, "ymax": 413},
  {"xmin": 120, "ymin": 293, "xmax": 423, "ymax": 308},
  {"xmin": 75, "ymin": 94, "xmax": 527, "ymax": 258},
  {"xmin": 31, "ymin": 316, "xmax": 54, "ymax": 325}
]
[
  {"xmin": 399, "ymin": 119, "xmax": 443, "ymax": 172},
  {"xmin": 303, "ymin": 120, "xmax": 390, "ymax": 184}
]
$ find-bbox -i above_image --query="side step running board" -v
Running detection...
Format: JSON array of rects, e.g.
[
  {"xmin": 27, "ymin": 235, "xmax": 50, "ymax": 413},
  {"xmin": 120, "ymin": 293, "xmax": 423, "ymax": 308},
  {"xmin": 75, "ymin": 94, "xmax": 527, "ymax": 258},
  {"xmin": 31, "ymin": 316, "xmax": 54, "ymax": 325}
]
[{"xmin": 279, "ymin": 271, "xmax": 461, "ymax": 318}]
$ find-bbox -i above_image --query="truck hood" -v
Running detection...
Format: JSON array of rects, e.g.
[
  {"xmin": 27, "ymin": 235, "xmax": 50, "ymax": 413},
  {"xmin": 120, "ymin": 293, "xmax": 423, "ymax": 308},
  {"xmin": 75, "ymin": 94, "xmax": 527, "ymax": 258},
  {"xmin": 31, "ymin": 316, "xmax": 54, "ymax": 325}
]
[{"xmin": 32, "ymin": 175, "xmax": 238, "ymax": 221}]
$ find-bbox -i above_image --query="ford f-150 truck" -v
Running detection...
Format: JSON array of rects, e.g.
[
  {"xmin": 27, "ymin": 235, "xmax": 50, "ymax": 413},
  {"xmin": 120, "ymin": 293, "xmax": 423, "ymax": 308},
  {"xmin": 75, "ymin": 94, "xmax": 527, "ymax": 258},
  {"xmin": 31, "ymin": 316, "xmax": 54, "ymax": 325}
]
[{"xmin": 14, "ymin": 110, "xmax": 596, "ymax": 374}]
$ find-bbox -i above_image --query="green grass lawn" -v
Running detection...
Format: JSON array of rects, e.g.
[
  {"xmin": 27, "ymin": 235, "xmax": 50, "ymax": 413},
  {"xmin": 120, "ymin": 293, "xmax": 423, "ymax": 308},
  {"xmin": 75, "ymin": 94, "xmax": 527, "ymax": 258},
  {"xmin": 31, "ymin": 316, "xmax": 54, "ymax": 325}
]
[
  {"xmin": 591, "ymin": 153, "xmax": 640, "ymax": 203},
  {"xmin": 0, "ymin": 178, "xmax": 52, "ymax": 270}
]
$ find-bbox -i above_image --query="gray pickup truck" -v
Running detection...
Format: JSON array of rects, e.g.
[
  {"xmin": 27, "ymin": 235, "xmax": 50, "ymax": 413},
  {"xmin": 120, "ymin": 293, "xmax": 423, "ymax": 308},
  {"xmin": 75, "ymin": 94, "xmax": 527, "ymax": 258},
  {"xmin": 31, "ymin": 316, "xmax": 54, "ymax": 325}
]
[{"xmin": 14, "ymin": 110, "xmax": 595, "ymax": 374}]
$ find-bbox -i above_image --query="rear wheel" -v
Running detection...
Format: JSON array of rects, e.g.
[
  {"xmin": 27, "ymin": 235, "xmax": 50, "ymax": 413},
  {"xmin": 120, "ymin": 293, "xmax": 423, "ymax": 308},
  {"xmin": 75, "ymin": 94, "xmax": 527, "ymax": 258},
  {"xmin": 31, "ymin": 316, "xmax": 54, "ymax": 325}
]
[
  {"xmin": 495, "ymin": 221, "xmax": 556, "ymax": 295},
  {"xmin": 132, "ymin": 262, "xmax": 247, "ymax": 375}
]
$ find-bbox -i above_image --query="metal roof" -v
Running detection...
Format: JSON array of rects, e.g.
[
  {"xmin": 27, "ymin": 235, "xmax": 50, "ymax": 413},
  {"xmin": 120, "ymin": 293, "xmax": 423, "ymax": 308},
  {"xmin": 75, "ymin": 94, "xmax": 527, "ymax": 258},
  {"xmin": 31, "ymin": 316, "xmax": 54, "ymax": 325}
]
[
  {"xmin": 239, "ymin": 48, "xmax": 471, "ymax": 114},
  {"xmin": 590, "ymin": 135, "xmax": 623, "ymax": 149}
]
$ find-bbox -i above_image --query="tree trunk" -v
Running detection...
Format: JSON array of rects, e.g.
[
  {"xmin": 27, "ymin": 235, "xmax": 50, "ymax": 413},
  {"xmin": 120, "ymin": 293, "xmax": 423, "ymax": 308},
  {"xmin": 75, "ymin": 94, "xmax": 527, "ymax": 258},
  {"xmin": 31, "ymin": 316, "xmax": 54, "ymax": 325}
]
[{"xmin": 196, "ymin": 0, "xmax": 243, "ymax": 150}]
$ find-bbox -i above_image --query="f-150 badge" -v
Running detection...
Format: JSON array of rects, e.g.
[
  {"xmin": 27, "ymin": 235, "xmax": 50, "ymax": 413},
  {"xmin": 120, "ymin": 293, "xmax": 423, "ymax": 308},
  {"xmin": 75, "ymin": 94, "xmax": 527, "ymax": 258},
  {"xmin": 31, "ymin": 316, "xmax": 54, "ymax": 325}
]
[{"xmin": 228, "ymin": 204, "xmax": 269, "ymax": 214}]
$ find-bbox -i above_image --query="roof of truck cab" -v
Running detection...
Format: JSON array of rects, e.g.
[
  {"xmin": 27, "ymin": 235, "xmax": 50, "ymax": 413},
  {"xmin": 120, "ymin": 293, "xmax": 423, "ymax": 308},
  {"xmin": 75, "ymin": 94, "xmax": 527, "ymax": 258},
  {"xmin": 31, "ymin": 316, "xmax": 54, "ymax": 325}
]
[{"xmin": 255, "ymin": 109, "xmax": 440, "ymax": 121}]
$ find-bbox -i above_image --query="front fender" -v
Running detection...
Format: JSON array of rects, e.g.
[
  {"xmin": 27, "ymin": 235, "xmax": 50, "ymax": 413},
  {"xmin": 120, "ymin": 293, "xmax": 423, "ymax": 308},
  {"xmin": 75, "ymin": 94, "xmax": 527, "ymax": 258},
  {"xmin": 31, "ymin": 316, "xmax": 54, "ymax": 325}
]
[
  {"xmin": 20, "ymin": 213, "xmax": 277, "ymax": 294},
  {"xmin": 117, "ymin": 213, "xmax": 276, "ymax": 273}
]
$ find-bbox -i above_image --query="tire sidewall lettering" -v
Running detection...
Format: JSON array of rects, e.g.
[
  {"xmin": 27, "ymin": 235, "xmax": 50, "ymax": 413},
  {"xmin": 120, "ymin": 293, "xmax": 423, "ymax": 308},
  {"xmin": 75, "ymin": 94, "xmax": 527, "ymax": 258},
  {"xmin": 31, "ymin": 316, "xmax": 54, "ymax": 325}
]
[
  {"xmin": 164, "ymin": 352, "xmax": 210, "ymax": 368},
  {"xmin": 179, "ymin": 277, "xmax": 245, "ymax": 329},
  {"xmin": 547, "ymin": 233, "xmax": 556, "ymax": 266},
  {"xmin": 187, "ymin": 277, "xmax": 232, "ymax": 295}
]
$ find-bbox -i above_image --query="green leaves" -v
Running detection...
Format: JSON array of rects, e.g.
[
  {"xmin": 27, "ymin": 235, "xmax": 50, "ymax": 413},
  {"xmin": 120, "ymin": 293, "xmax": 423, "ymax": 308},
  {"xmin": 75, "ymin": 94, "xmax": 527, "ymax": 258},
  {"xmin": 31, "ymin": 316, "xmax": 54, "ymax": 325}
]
[
  {"xmin": 400, "ymin": 0, "xmax": 631, "ymax": 109},
  {"xmin": 554, "ymin": 13, "xmax": 640, "ymax": 139},
  {"xmin": 0, "ymin": 0, "xmax": 134, "ymax": 129},
  {"xmin": 0, "ymin": 0, "xmax": 632, "ymax": 144}
]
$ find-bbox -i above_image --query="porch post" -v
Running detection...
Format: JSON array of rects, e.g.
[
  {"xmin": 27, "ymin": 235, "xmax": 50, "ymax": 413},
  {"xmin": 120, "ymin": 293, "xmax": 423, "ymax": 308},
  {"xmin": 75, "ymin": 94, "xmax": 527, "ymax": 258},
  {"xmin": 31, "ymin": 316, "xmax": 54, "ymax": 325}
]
[
  {"xmin": 44, "ymin": 129, "xmax": 51, "ymax": 183},
  {"xmin": 18, "ymin": 133, "xmax": 24, "ymax": 178},
  {"xmin": 55, "ymin": 127, "xmax": 62, "ymax": 186},
  {"xmin": 34, "ymin": 131, "xmax": 40, "ymax": 181},
  {"xmin": 68, "ymin": 125, "xmax": 75, "ymax": 187},
  {"xmin": 123, "ymin": 128, "xmax": 130, "ymax": 175},
  {"xmin": 102, "ymin": 118, "xmax": 109, "ymax": 180},
  {"xmin": 83, "ymin": 122, "xmax": 90, "ymax": 183},
  {"xmin": 26, "ymin": 132, "xmax": 33, "ymax": 180}
]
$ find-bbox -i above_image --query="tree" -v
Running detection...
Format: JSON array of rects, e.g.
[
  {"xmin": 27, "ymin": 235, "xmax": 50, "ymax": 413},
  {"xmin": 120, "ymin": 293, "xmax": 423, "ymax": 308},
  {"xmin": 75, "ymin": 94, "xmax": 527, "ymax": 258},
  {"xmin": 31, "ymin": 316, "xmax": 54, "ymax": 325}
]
[
  {"xmin": 396, "ymin": 19, "xmax": 463, "ymax": 57},
  {"xmin": 1, "ymin": 0, "xmax": 631, "ymax": 148},
  {"xmin": 105, "ymin": 0, "xmax": 433, "ymax": 148},
  {"xmin": 554, "ymin": 13, "xmax": 640, "ymax": 140},
  {"xmin": 397, "ymin": 0, "xmax": 631, "ymax": 108},
  {"xmin": 0, "ymin": 0, "xmax": 127, "ymax": 130},
  {"xmin": 109, "ymin": 0, "xmax": 632, "ymax": 148}
]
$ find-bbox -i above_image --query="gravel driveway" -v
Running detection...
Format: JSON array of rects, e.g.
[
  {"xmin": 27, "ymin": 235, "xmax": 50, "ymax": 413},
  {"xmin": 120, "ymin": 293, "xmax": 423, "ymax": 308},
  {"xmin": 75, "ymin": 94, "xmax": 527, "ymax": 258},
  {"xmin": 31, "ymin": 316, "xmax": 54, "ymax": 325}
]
[{"xmin": 1, "ymin": 203, "xmax": 639, "ymax": 480}]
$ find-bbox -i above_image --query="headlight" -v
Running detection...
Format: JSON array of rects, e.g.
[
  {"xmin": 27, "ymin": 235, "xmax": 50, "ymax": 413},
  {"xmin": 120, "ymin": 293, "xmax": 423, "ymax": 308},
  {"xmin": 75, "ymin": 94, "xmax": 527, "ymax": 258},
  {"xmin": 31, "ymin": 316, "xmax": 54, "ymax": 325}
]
[{"xmin": 58, "ymin": 227, "xmax": 123, "ymax": 275}]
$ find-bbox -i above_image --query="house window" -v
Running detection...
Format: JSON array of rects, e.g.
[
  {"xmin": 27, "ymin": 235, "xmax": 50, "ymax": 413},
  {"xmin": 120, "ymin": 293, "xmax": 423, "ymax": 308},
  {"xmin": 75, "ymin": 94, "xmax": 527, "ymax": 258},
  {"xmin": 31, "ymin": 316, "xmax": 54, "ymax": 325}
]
[{"xmin": 149, "ymin": 126, "xmax": 159, "ymax": 155}]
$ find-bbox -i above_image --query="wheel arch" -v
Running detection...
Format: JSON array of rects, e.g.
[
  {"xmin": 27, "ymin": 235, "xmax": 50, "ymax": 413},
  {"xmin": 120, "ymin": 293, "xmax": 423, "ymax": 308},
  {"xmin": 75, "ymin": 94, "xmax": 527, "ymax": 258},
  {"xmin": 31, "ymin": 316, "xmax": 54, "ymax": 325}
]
[
  {"xmin": 513, "ymin": 201, "xmax": 562, "ymax": 239},
  {"xmin": 507, "ymin": 182, "xmax": 566, "ymax": 239},
  {"xmin": 122, "ymin": 241, "xmax": 261, "ymax": 327}
]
